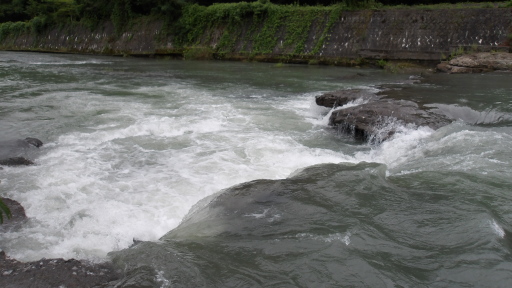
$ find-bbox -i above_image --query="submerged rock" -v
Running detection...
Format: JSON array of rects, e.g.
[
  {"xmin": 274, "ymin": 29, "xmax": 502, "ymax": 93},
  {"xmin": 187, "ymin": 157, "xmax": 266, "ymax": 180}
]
[
  {"xmin": 0, "ymin": 137, "xmax": 43, "ymax": 166},
  {"xmin": 437, "ymin": 52, "xmax": 512, "ymax": 73},
  {"xmin": 316, "ymin": 90, "xmax": 452, "ymax": 142},
  {"xmin": 0, "ymin": 251, "xmax": 120, "ymax": 288}
]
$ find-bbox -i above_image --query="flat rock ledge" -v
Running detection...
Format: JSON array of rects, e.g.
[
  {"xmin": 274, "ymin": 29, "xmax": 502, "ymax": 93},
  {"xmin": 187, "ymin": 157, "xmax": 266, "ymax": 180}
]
[
  {"xmin": 316, "ymin": 90, "xmax": 452, "ymax": 142},
  {"xmin": 437, "ymin": 52, "xmax": 512, "ymax": 74}
]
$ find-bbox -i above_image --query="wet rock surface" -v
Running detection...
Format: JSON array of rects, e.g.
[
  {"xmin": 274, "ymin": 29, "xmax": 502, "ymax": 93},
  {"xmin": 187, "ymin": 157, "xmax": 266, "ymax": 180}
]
[
  {"xmin": 316, "ymin": 89, "xmax": 452, "ymax": 142},
  {"xmin": 0, "ymin": 251, "xmax": 121, "ymax": 288},
  {"xmin": 315, "ymin": 89, "xmax": 377, "ymax": 108},
  {"xmin": 0, "ymin": 198, "xmax": 27, "ymax": 230},
  {"xmin": 437, "ymin": 52, "xmax": 512, "ymax": 74}
]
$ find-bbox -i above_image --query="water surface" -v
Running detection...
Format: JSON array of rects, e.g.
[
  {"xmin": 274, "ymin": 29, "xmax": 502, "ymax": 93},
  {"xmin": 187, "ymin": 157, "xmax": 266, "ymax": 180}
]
[{"xmin": 1, "ymin": 51, "xmax": 511, "ymax": 287}]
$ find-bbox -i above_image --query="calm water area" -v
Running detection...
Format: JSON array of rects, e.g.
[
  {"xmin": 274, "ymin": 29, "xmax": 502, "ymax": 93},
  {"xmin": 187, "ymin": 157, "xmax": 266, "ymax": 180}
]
[{"xmin": 1, "ymin": 51, "xmax": 512, "ymax": 287}]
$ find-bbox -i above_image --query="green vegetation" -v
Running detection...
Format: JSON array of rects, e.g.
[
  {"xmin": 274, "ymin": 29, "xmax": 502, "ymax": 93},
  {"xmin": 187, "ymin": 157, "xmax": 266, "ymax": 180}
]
[
  {"xmin": 183, "ymin": 46, "xmax": 214, "ymax": 59},
  {"xmin": 0, "ymin": 0, "xmax": 510, "ymax": 59},
  {"xmin": 376, "ymin": 59, "xmax": 387, "ymax": 68},
  {"xmin": 450, "ymin": 45, "xmax": 466, "ymax": 58},
  {"xmin": 173, "ymin": 0, "xmax": 385, "ymax": 57},
  {"xmin": 1, "ymin": 0, "xmax": 506, "ymax": 38},
  {"xmin": 0, "ymin": 198, "xmax": 12, "ymax": 224}
]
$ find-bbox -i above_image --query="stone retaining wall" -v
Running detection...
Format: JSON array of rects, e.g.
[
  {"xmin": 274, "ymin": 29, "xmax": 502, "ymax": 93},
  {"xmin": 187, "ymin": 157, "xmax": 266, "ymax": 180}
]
[{"xmin": 1, "ymin": 8, "xmax": 511, "ymax": 61}]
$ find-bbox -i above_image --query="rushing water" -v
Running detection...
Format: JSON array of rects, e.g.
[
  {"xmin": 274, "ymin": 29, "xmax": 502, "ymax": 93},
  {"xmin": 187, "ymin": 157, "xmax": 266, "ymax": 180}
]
[{"xmin": 1, "ymin": 51, "xmax": 512, "ymax": 287}]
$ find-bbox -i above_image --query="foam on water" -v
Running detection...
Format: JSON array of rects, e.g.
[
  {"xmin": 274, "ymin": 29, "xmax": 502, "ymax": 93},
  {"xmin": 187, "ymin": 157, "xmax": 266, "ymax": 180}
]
[
  {"xmin": 28, "ymin": 60, "xmax": 112, "ymax": 65},
  {"xmin": 354, "ymin": 124, "xmax": 435, "ymax": 168},
  {"xmin": 4, "ymin": 89, "xmax": 510, "ymax": 261},
  {"xmin": 295, "ymin": 232, "xmax": 351, "ymax": 245},
  {"xmin": 2, "ymin": 53, "xmax": 512, "ymax": 267},
  {"xmin": 1, "ymin": 85, "xmax": 356, "ymax": 261},
  {"xmin": 427, "ymin": 104, "xmax": 512, "ymax": 125}
]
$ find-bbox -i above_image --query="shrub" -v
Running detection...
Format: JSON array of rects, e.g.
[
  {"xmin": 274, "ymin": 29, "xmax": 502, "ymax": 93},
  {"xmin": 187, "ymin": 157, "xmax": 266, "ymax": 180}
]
[
  {"xmin": 376, "ymin": 59, "xmax": 387, "ymax": 68},
  {"xmin": 30, "ymin": 16, "xmax": 47, "ymax": 34}
]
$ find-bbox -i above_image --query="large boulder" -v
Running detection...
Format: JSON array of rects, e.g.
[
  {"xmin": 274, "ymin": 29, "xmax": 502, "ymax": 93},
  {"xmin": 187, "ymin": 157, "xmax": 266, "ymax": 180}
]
[
  {"xmin": 316, "ymin": 90, "xmax": 452, "ymax": 142},
  {"xmin": 329, "ymin": 99, "xmax": 452, "ymax": 142}
]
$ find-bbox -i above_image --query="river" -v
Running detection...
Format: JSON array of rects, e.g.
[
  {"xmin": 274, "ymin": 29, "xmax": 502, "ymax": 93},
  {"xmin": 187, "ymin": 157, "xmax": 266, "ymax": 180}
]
[{"xmin": 1, "ymin": 51, "xmax": 512, "ymax": 287}]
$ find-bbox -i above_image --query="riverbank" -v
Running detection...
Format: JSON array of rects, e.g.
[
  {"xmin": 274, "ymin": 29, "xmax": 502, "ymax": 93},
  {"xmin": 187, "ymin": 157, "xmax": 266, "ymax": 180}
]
[{"xmin": 0, "ymin": 5, "xmax": 510, "ymax": 66}]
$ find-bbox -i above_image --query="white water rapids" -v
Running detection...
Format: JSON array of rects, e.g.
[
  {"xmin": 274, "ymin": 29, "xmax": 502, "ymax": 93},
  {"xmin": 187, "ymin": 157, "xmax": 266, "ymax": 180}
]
[{"xmin": 1, "ymin": 52, "xmax": 511, "ymax": 264}]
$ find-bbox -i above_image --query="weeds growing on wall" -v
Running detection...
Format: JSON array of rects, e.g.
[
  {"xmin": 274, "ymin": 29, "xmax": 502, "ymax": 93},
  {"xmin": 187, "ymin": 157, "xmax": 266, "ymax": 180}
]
[
  {"xmin": 1, "ymin": 0, "xmax": 507, "ymax": 60},
  {"xmin": 183, "ymin": 46, "xmax": 214, "ymax": 60},
  {"xmin": 173, "ymin": 1, "xmax": 381, "ymax": 56}
]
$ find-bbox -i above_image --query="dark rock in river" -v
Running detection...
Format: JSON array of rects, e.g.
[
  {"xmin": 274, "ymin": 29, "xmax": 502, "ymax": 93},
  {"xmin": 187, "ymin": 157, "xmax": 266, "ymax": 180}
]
[
  {"xmin": 0, "ymin": 137, "xmax": 43, "ymax": 166},
  {"xmin": 0, "ymin": 157, "xmax": 35, "ymax": 166},
  {"xmin": 0, "ymin": 198, "xmax": 27, "ymax": 227},
  {"xmin": 0, "ymin": 251, "xmax": 120, "ymax": 288},
  {"xmin": 24, "ymin": 137, "xmax": 44, "ymax": 148},
  {"xmin": 316, "ymin": 90, "xmax": 452, "ymax": 142},
  {"xmin": 315, "ymin": 89, "xmax": 377, "ymax": 108}
]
